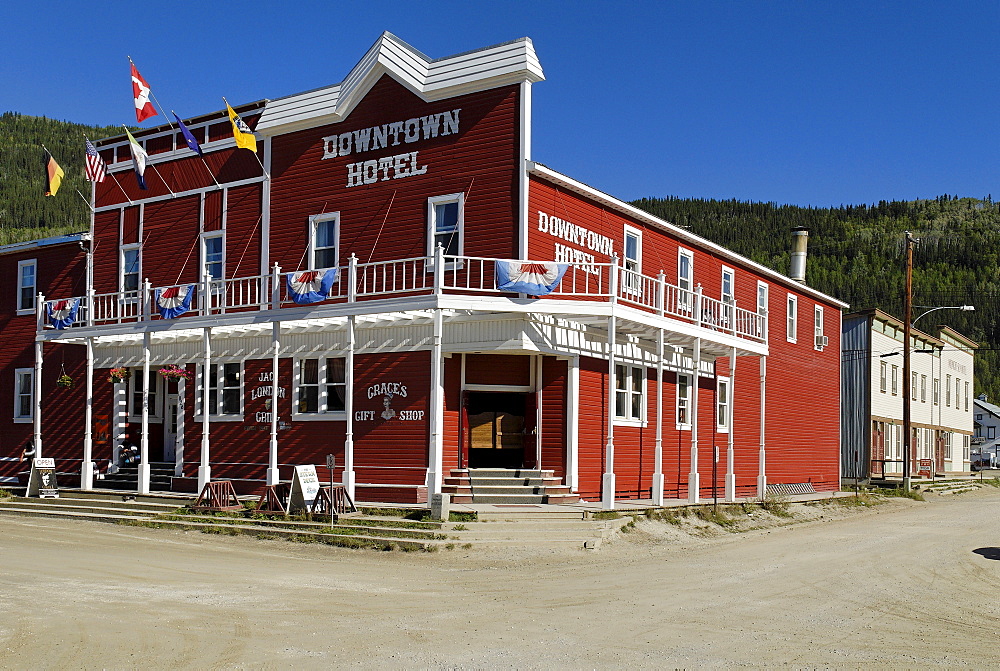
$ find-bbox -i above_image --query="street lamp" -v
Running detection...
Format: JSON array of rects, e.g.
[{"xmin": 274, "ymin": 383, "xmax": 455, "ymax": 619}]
[{"xmin": 912, "ymin": 305, "xmax": 975, "ymax": 326}]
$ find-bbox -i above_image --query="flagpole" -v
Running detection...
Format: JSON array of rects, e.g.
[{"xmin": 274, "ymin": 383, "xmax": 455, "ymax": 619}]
[
  {"xmin": 128, "ymin": 55, "xmax": 175, "ymax": 130},
  {"xmin": 222, "ymin": 96, "xmax": 270, "ymax": 180},
  {"xmin": 108, "ymin": 172, "xmax": 135, "ymax": 205},
  {"xmin": 75, "ymin": 190, "xmax": 96, "ymax": 212},
  {"xmin": 123, "ymin": 124, "xmax": 175, "ymax": 198},
  {"xmin": 84, "ymin": 134, "xmax": 132, "ymax": 205}
]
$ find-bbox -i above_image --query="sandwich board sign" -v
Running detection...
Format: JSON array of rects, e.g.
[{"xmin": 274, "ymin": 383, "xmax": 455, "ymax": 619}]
[
  {"xmin": 27, "ymin": 458, "xmax": 59, "ymax": 498},
  {"xmin": 288, "ymin": 464, "xmax": 320, "ymax": 513}
]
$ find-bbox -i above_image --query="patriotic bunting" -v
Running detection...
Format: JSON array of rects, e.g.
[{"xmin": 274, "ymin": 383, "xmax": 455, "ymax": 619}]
[
  {"xmin": 131, "ymin": 62, "xmax": 158, "ymax": 122},
  {"xmin": 287, "ymin": 269, "xmax": 336, "ymax": 304},
  {"xmin": 495, "ymin": 260, "xmax": 569, "ymax": 296},
  {"xmin": 155, "ymin": 285, "xmax": 195, "ymax": 319},
  {"xmin": 47, "ymin": 298, "xmax": 79, "ymax": 330}
]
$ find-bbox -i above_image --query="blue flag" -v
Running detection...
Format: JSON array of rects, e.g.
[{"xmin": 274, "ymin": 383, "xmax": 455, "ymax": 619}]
[{"xmin": 173, "ymin": 113, "xmax": 203, "ymax": 156}]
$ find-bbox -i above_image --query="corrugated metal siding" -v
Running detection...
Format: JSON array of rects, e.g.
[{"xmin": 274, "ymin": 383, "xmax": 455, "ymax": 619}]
[{"xmin": 841, "ymin": 314, "xmax": 871, "ymax": 478}]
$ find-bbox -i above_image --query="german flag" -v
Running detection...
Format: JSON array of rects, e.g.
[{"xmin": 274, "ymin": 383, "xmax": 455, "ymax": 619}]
[{"xmin": 44, "ymin": 150, "xmax": 64, "ymax": 197}]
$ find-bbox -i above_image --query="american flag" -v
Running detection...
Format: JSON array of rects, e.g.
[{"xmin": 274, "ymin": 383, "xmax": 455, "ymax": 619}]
[{"xmin": 85, "ymin": 138, "xmax": 107, "ymax": 183}]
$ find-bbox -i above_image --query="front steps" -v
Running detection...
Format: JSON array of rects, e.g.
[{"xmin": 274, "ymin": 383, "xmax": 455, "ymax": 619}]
[
  {"xmin": 441, "ymin": 468, "xmax": 578, "ymax": 504},
  {"xmin": 98, "ymin": 461, "xmax": 175, "ymax": 491}
]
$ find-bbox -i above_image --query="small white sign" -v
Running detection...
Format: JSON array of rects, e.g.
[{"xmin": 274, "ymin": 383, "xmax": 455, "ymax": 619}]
[
  {"xmin": 27, "ymin": 457, "xmax": 59, "ymax": 499},
  {"xmin": 288, "ymin": 465, "xmax": 321, "ymax": 513}
]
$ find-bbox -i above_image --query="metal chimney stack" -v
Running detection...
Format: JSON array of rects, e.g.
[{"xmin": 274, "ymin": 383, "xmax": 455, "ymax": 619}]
[{"xmin": 790, "ymin": 227, "xmax": 809, "ymax": 284}]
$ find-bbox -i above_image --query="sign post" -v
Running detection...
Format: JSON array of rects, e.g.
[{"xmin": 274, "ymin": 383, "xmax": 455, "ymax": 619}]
[{"xmin": 326, "ymin": 454, "xmax": 336, "ymax": 528}]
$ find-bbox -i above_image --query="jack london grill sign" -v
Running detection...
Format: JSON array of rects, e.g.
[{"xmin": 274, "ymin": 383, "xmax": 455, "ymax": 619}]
[{"xmin": 321, "ymin": 110, "xmax": 461, "ymax": 188}]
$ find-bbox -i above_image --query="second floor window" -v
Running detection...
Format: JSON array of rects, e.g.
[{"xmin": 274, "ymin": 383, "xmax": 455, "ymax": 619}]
[
  {"xmin": 120, "ymin": 246, "xmax": 140, "ymax": 298},
  {"xmin": 202, "ymin": 233, "xmax": 224, "ymax": 281},
  {"xmin": 880, "ymin": 361, "xmax": 887, "ymax": 393},
  {"xmin": 786, "ymin": 295, "xmax": 798, "ymax": 342},
  {"xmin": 427, "ymin": 193, "xmax": 464, "ymax": 258},
  {"xmin": 17, "ymin": 260, "xmax": 36, "ymax": 313},
  {"xmin": 309, "ymin": 213, "xmax": 339, "ymax": 269}
]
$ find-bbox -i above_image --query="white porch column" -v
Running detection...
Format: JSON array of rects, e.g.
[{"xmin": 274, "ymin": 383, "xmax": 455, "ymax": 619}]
[
  {"xmin": 343, "ymin": 314, "xmax": 357, "ymax": 498},
  {"xmin": 688, "ymin": 337, "xmax": 702, "ymax": 504},
  {"xmin": 757, "ymin": 356, "xmax": 768, "ymax": 497},
  {"xmin": 427, "ymin": 307, "xmax": 444, "ymax": 496},
  {"xmin": 652, "ymin": 329, "xmax": 665, "ymax": 505},
  {"xmin": 138, "ymin": 330, "xmax": 151, "ymax": 494},
  {"xmin": 566, "ymin": 355, "xmax": 580, "ymax": 493},
  {"xmin": 33, "ymin": 339, "xmax": 43, "ymax": 458},
  {"xmin": 602, "ymin": 314, "xmax": 618, "ymax": 510},
  {"xmin": 81, "ymin": 336, "xmax": 95, "ymax": 490},
  {"xmin": 725, "ymin": 345, "xmax": 737, "ymax": 502},
  {"xmin": 198, "ymin": 326, "xmax": 212, "ymax": 491},
  {"xmin": 175, "ymin": 377, "xmax": 185, "ymax": 477},
  {"xmin": 267, "ymin": 321, "xmax": 280, "ymax": 485}
]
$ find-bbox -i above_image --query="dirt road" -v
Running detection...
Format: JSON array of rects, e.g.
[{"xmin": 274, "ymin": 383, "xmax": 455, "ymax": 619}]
[{"xmin": 2, "ymin": 489, "xmax": 1000, "ymax": 668}]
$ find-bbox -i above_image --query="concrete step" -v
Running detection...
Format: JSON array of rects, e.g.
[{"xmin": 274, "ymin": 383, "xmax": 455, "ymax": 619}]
[
  {"xmin": 9, "ymin": 496, "xmax": 181, "ymax": 515},
  {"xmin": 467, "ymin": 494, "xmax": 546, "ymax": 504},
  {"xmin": 470, "ymin": 485, "xmax": 545, "ymax": 495},
  {"xmin": 467, "ymin": 468, "xmax": 553, "ymax": 478},
  {"xmin": 467, "ymin": 477, "xmax": 548, "ymax": 486}
]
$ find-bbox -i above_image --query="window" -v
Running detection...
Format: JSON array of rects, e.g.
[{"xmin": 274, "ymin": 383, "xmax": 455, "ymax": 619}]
[
  {"xmin": 964, "ymin": 435, "xmax": 971, "ymax": 462},
  {"xmin": 933, "ymin": 378, "xmax": 940, "ymax": 406},
  {"xmin": 678, "ymin": 249, "xmax": 693, "ymax": 311},
  {"xmin": 756, "ymin": 282, "xmax": 768, "ymax": 316},
  {"xmin": 891, "ymin": 365, "xmax": 898, "ymax": 396},
  {"xmin": 956, "ymin": 378, "xmax": 961, "ymax": 411},
  {"xmin": 921, "ymin": 375, "xmax": 927, "ymax": 403},
  {"xmin": 17, "ymin": 259, "xmax": 36, "ymax": 314},
  {"xmin": 309, "ymin": 212, "xmax": 339, "ymax": 270},
  {"xmin": 814, "ymin": 305, "xmax": 825, "ymax": 350},
  {"xmin": 911, "ymin": 372, "xmax": 917, "ymax": 401},
  {"xmin": 427, "ymin": 193, "xmax": 464, "ymax": 259},
  {"xmin": 894, "ymin": 423, "xmax": 901, "ymax": 458},
  {"xmin": 196, "ymin": 362, "xmax": 242, "ymax": 417},
  {"xmin": 614, "ymin": 364, "xmax": 644, "ymax": 422},
  {"xmin": 989, "ymin": 426, "xmax": 996, "ymax": 440},
  {"xmin": 120, "ymin": 245, "xmax": 140, "ymax": 298},
  {"xmin": 946, "ymin": 375, "xmax": 951, "ymax": 407},
  {"xmin": 965, "ymin": 381, "xmax": 970, "ymax": 411},
  {"xmin": 202, "ymin": 232, "xmax": 224, "ymax": 281},
  {"xmin": 623, "ymin": 226, "xmax": 642, "ymax": 294},
  {"xmin": 129, "ymin": 370, "xmax": 160, "ymax": 419},
  {"xmin": 880, "ymin": 362, "xmax": 887, "ymax": 393},
  {"xmin": 295, "ymin": 358, "xmax": 347, "ymax": 416},
  {"xmin": 717, "ymin": 377, "xmax": 730, "ymax": 432},
  {"xmin": 786, "ymin": 294, "xmax": 797, "ymax": 343},
  {"xmin": 944, "ymin": 432, "xmax": 952, "ymax": 461},
  {"xmin": 721, "ymin": 267, "xmax": 735, "ymax": 326},
  {"xmin": 13, "ymin": 368, "xmax": 33, "ymax": 422},
  {"xmin": 676, "ymin": 373, "xmax": 692, "ymax": 428}
]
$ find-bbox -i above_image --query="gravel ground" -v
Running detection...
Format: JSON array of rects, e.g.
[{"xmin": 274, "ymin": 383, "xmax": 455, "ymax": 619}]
[{"xmin": 1, "ymin": 486, "xmax": 999, "ymax": 668}]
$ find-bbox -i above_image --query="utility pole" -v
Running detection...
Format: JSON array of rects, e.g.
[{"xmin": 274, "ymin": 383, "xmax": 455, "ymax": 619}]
[{"xmin": 902, "ymin": 232, "xmax": 914, "ymax": 491}]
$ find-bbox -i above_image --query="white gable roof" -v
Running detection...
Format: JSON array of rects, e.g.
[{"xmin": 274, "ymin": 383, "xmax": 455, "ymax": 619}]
[{"xmin": 256, "ymin": 32, "xmax": 544, "ymax": 135}]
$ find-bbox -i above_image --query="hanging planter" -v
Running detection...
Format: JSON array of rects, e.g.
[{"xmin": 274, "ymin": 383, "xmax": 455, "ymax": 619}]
[
  {"xmin": 157, "ymin": 364, "xmax": 192, "ymax": 381},
  {"xmin": 56, "ymin": 374, "xmax": 75, "ymax": 389},
  {"xmin": 108, "ymin": 367, "xmax": 131, "ymax": 384}
]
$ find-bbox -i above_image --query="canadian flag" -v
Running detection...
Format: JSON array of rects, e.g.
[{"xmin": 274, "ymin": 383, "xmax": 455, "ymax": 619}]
[{"xmin": 131, "ymin": 62, "xmax": 157, "ymax": 123}]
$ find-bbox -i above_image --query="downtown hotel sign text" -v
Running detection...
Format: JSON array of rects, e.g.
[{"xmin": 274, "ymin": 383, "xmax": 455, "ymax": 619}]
[{"xmin": 322, "ymin": 110, "xmax": 461, "ymax": 188}]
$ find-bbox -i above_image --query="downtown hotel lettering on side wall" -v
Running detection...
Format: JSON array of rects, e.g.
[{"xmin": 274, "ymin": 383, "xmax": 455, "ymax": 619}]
[{"xmin": 322, "ymin": 110, "xmax": 461, "ymax": 188}]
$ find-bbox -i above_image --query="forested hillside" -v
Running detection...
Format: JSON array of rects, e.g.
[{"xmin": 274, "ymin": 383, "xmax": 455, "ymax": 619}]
[
  {"xmin": 0, "ymin": 113, "xmax": 996, "ymax": 398},
  {"xmin": 632, "ymin": 196, "xmax": 1000, "ymax": 399},
  {"xmin": 0, "ymin": 112, "xmax": 120, "ymax": 243}
]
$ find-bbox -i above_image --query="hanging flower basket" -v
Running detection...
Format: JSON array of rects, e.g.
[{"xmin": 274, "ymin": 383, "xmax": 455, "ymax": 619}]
[
  {"xmin": 108, "ymin": 367, "xmax": 131, "ymax": 384},
  {"xmin": 56, "ymin": 374, "xmax": 75, "ymax": 389},
  {"xmin": 157, "ymin": 364, "xmax": 192, "ymax": 381}
]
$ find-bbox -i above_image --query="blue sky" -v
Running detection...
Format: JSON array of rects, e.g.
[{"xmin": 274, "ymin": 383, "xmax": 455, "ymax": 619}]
[{"xmin": 3, "ymin": 1, "xmax": 998, "ymax": 207}]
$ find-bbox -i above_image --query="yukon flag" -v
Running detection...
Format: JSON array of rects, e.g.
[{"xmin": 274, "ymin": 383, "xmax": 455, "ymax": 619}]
[
  {"xmin": 44, "ymin": 150, "xmax": 64, "ymax": 196},
  {"xmin": 226, "ymin": 101, "xmax": 257, "ymax": 152},
  {"xmin": 124, "ymin": 128, "xmax": 149, "ymax": 190},
  {"xmin": 131, "ymin": 62, "xmax": 158, "ymax": 122}
]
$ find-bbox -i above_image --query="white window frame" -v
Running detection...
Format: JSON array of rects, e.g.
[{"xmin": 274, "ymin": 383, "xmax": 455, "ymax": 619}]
[
  {"xmin": 965, "ymin": 381, "xmax": 970, "ymax": 412},
  {"xmin": 120, "ymin": 245, "xmax": 141, "ymax": 300},
  {"xmin": 786, "ymin": 294, "xmax": 798, "ymax": 343},
  {"xmin": 292, "ymin": 356, "xmax": 348, "ymax": 420},
  {"xmin": 13, "ymin": 368, "xmax": 33, "ymax": 423},
  {"xmin": 16, "ymin": 259, "xmax": 37, "ymax": 315},
  {"xmin": 614, "ymin": 364, "xmax": 645, "ymax": 425},
  {"xmin": 427, "ymin": 192, "xmax": 464, "ymax": 267},
  {"xmin": 933, "ymin": 378, "xmax": 940, "ymax": 406},
  {"xmin": 676, "ymin": 373, "xmax": 692, "ymax": 430},
  {"xmin": 308, "ymin": 212, "xmax": 340, "ymax": 271},
  {"xmin": 879, "ymin": 361, "xmax": 887, "ymax": 393},
  {"xmin": 756, "ymin": 281, "xmax": 768, "ymax": 316},
  {"xmin": 716, "ymin": 376, "xmax": 730, "ymax": 433},
  {"xmin": 721, "ymin": 267, "xmax": 734, "ymax": 305},
  {"xmin": 622, "ymin": 225, "xmax": 643, "ymax": 295},
  {"xmin": 921, "ymin": 374, "xmax": 927, "ymax": 403},
  {"xmin": 200, "ymin": 231, "xmax": 225, "ymax": 282},
  {"xmin": 891, "ymin": 365, "xmax": 898, "ymax": 396},
  {"xmin": 128, "ymin": 369, "xmax": 162, "ymax": 421},
  {"xmin": 946, "ymin": 374, "xmax": 951, "ymax": 407},
  {"xmin": 677, "ymin": 248, "xmax": 694, "ymax": 313},
  {"xmin": 911, "ymin": 371, "xmax": 917, "ymax": 402},
  {"xmin": 813, "ymin": 305, "xmax": 825, "ymax": 351},
  {"xmin": 194, "ymin": 361, "xmax": 244, "ymax": 420}
]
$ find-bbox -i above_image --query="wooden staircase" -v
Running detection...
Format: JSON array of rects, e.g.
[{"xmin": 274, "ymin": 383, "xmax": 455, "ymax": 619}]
[{"xmin": 441, "ymin": 468, "xmax": 578, "ymax": 504}]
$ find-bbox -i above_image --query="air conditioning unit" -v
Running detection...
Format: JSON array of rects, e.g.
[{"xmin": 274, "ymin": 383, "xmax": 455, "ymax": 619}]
[{"xmin": 815, "ymin": 335, "xmax": 829, "ymax": 348}]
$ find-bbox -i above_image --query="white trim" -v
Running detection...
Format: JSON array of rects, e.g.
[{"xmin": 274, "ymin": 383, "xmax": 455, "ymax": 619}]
[
  {"xmin": 716, "ymin": 375, "xmax": 731, "ymax": 433},
  {"xmin": 291, "ymin": 355, "xmax": 348, "ymax": 418},
  {"xmin": 201, "ymin": 230, "xmax": 225, "ymax": 282},
  {"xmin": 786, "ymin": 293, "xmax": 798, "ymax": 343},
  {"xmin": 119, "ymin": 244, "xmax": 141, "ymax": 299},
  {"xmin": 127, "ymin": 368, "xmax": 163, "ymax": 422},
  {"xmin": 756, "ymin": 281, "xmax": 768, "ymax": 315},
  {"xmin": 613, "ymin": 363, "xmax": 645, "ymax": 425},
  {"xmin": 813, "ymin": 304, "xmax": 825, "ymax": 351},
  {"xmin": 13, "ymin": 367, "xmax": 33, "ymax": 423},
  {"xmin": 194, "ymin": 360, "xmax": 245, "ymax": 420},
  {"xmin": 427, "ymin": 192, "xmax": 465, "ymax": 262},
  {"xmin": 463, "ymin": 383, "xmax": 532, "ymax": 392},
  {"xmin": 16, "ymin": 258, "xmax": 37, "ymax": 316},
  {"xmin": 518, "ymin": 80, "xmax": 531, "ymax": 260},
  {"xmin": 93, "ymin": 176, "xmax": 267, "ymax": 214},
  {"xmin": 676, "ymin": 372, "xmax": 692, "ymax": 430},
  {"xmin": 528, "ymin": 162, "xmax": 849, "ymax": 309},
  {"xmin": 721, "ymin": 266, "xmax": 735, "ymax": 305},
  {"xmin": 677, "ymin": 248, "xmax": 693, "ymax": 292}
]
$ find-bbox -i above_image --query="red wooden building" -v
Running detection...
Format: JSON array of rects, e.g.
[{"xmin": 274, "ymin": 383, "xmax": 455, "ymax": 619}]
[{"xmin": 25, "ymin": 33, "xmax": 846, "ymax": 507}]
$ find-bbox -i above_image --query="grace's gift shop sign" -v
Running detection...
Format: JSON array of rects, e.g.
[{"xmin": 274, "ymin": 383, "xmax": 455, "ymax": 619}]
[
  {"xmin": 354, "ymin": 381, "xmax": 425, "ymax": 423},
  {"xmin": 322, "ymin": 110, "xmax": 461, "ymax": 188}
]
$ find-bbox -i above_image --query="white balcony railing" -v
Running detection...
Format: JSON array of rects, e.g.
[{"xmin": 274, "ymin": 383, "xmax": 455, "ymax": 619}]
[{"xmin": 38, "ymin": 251, "xmax": 768, "ymax": 343}]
